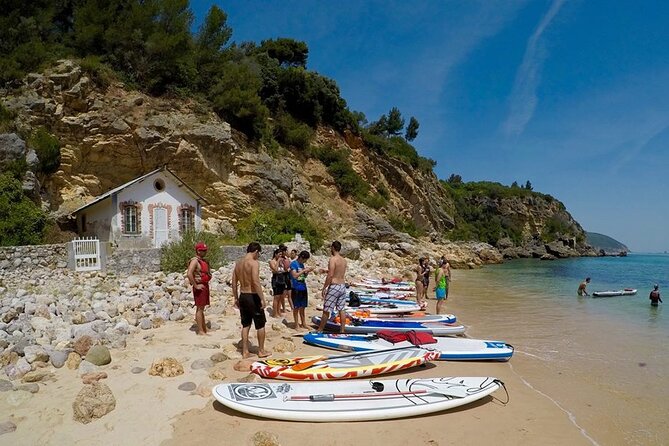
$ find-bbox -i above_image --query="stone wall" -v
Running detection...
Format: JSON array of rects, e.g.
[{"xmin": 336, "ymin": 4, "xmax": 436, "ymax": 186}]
[
  {"xmin": 105, "ymin": 247, "xmax": 162, "ymax": 275},
  {"xmin": 0, "ymin": 244, "xmax": 69, "ymax": 275}
]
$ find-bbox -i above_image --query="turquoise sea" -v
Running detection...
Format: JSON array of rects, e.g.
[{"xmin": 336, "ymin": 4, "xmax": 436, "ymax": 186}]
[{"xmin": 450, "ymin": 253, "xmax": 669, "ymax": 445}]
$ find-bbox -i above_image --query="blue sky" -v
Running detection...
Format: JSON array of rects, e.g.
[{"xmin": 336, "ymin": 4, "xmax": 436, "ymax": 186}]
[{"xmin": 192, "ymin": 0, "xmax": 669, "ymax": 252}]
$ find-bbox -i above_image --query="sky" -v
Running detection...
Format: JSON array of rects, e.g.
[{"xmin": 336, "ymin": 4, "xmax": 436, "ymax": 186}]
[{"xmin": 191, "ymin": 0, "xmax": 669, "ymax": 252}]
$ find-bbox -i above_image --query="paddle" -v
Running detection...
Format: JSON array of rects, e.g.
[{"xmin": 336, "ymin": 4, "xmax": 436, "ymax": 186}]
[
  {"xmin": 287, "ymin": 386, "xmax": 470, "ymax": 401},
  {"xmin": 291, "ymin": 356, "xmax": 327, "ymax": 371}
]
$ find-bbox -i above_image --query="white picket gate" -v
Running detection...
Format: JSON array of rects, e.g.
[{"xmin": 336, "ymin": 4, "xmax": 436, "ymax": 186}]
[{"xmin": 73, "ymin": 237, "xmax": 101, "ymax": 272}]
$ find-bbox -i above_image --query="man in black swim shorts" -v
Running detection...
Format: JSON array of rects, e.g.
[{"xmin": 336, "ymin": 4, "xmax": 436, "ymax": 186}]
[{"xmin": 232, "ymin": 242, "xmax": 270, "ymax": 358}]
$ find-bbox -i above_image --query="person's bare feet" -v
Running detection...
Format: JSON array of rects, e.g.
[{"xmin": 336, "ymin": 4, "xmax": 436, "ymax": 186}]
[
  {"xmin": 258, "ymin": 350, "xmax": 271, "ymax": 358},
  {"xmin": 242, "ymin": 352, "xmax": 253, "ymax": 359},
  {"xmin": 299, "ymin": 324, "xmax": 309, "ymax": 329},
  {"xmin": 196, "ymin": 331, "xmax": 210, "ymax": 336}
]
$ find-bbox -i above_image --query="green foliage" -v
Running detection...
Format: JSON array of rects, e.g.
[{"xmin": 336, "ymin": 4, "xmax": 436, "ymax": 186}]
[
  {"xmin": 28, "ymin": 128, "xmax": 61, "ymax": 175},
  {"xmin": 78, "ymin": 55, "xmax": 117, "ymax": 88},
  {"xmin": 362, "ymin": 131, "xmax": 435, "ymax": 172},
  {"xmin": 0, "ymin": 174, "xmax": 47, "ymax": 246},
  {"xmin": 160, "ymin": 231, "xmax": 223, "ymax": 273},
  {"xmin": 541, "ymin": 215, "xmax": 573, "ymax": 242},
  {"xmin": 0, "ymin": 102, "xmax": 16, "ymax": 132},
  {"xmin": 525, "ymin": 180, "xmax": 533, "ymax": 191},
  {"xmin": 386, "ymin": 107, "xmax": 404, "ymax": 136},
  {"xmin": 273, "ymin": 113, "xmax": 314, "ymax": 150},
  {"xmin": 235, "ymin": 209, "xmax": 324, "ymax": 250},
  {"xmin": 360, "ymin": 193, "xmax": 387, "ymax": 210},
  {"xmin": 387, "ymin": 213, "xmax": 423, "ymax": 238},
  {"xmin": 405, "ymin": 116, "xmax": 419, "ymax": 141},
  {"xmin": 376, "ymin": 183, "xmax": 390, "ymax": 200},
  {"xmin": 257, "ymin": 38, "xmax": 308, "ymax": 68},
  {"xmin": 210, "ymin": 61, "xmax": 269, "ymax": 139},
  {"xmin": 310, "ymin": 145, "xmax": 371, "ymax": 201}
]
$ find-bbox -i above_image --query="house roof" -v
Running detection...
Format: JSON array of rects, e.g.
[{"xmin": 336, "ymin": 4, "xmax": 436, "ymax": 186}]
[{"xmin": 71, "ymin": 166, "xmax": 210, "ymax": 214}]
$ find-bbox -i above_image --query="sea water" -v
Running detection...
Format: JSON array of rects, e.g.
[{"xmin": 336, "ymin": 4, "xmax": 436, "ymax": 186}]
[{"xmin": 449, "ymin": 253, "xmax": 669, "ymax": 445}]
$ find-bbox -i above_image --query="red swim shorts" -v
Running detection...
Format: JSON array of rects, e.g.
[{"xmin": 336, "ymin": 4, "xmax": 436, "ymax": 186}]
[{"xmin": 193, "ymin": 285, "xmax": 210, "ymax": 307}]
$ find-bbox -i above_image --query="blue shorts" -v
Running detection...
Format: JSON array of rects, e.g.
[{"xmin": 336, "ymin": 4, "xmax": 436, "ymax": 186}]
[
  {"xmin": 292, "ymin": 289, "xmax": 308, "ymax": 308},
  {"xmin": 435, "ymin": 287, "xmax": 448, "ymax": 300}
]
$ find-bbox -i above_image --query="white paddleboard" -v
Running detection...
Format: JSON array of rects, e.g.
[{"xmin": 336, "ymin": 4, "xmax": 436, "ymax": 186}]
[
  {"xmin": 303, "ymin": 332, "xmax": 514, "ymax": 361},
  {"xmin": 212, "ymin": 377, "xmax": 502, "ymax": 422}
]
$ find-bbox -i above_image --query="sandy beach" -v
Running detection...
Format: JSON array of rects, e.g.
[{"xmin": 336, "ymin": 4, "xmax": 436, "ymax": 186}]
[{"xmin": 1, "ymin": 267, "xmax": 601, "ymax": 446}]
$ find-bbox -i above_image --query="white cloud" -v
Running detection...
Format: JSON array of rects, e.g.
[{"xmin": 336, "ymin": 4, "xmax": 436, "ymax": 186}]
[{"xmin": 502, "ymin": 0, "xmax": 566, "ymax": 137}]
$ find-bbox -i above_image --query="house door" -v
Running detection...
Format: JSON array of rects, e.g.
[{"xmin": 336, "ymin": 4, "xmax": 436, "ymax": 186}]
[{"xmin": 153, "ymin": 208, "xmax": 168, "ymax": 247}]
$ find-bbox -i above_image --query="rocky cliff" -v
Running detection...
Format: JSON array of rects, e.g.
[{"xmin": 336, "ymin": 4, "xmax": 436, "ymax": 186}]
[{"xmin": 1, "ymin": 60, "xmax": 594, "ymax": 261}]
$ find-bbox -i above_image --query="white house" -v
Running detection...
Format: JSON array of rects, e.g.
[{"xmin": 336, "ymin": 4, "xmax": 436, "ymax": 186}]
[{"xmin": 72, "ymin": 167, "xmax": 208, "ymax": 249}]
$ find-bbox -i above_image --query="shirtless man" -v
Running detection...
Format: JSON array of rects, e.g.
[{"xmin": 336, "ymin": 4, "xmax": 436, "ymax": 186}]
[
  {"xmin": 231, "ymin": 242, "xmax": 270, "ymax": 358},
  {"xmin": 317, "ymin": 241, "xmax": 348, "ymax": 333},
  {"xmin": 186, "ymin": 242, "xmax": 211, "ymax": 336}
]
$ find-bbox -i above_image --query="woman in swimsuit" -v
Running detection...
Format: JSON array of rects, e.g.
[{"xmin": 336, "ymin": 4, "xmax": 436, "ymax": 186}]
[
  {"xmin": 269, "ymin": 249, "xmax": 286, "ymax": 318},
  {"xmin": 414, "ymin": 258, "xmax": 426, "ymax": 309},
  {"xmin": 421, "ymin": 256, "xmax": 431, "ymax": 304}
]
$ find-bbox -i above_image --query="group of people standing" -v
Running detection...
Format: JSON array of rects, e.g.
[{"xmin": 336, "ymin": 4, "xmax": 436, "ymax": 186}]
[
  {"xmin": 414, "ymin": 255, "xmax": 451, "ymax": 313},
  {"xmin": 187, "ymin": 240, "xmax": 350, "ymax": 358}
]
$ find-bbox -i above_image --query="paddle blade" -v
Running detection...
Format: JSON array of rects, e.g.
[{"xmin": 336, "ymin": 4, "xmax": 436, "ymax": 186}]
[{"xmin": 291, "ymin": 356, "xmax": 326, "ymax": 371}]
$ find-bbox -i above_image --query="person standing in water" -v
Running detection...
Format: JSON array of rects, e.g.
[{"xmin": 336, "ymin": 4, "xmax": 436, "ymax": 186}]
[
  {"xmin": 434, "ymin": 258, "xmax": 450, "ymax": 314},
  {"xmin": 231, "ymin": 242, "xmax": 270, "ymax": 358},
  {"xmin": 578, "ymin": 277, "xmax": 591, "ymax": 296},
  {"xmin": 650, "ymin": 284, "xmax": 662, "ymax": 307},
  {"xmin": 187, "ymin": 242, "xmax": 212, "ymax": 336},
  {"xmin": 317, "ymin": 241, "xmax": 348, "ymax": 334}
]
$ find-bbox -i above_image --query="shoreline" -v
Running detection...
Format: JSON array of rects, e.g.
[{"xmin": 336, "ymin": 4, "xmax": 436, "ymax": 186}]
[{"xmin": 1, "ymin": 261, "xmax": 608, "ymax": 445}]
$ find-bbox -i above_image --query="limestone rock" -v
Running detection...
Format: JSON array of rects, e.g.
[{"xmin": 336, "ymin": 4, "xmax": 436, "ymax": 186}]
[
  {"xmin": 23, "ymin": 346, "xmax": 49, "ymax": 364},
  {"xmin": 210, "ymin": 352, "xmax": 228, "ymax": 363},
  {"xmin": 251, "ymin": 430, "xmax": 281, "ymax": 446},
  {"xmin": 273, "ymin": 340, "xmax": 296, "ymax": 353},
  {"xmin": 208, "ymin": 368, "xmax": 226, "ymax": 380},
  {"xmin": 233, "ymin": 359, "xmax": 254, "ymax": 372},
  {"xmin": 15, "ymin": 383, "xmax": 39, "ymax": 394},
  {"xmin": 190, "ymin": 359, "xmax": 214, "ymax": 370},
  {"xmin": 72, "ymin": 383, "xmax": 116, "ymax": 424},
  {"xmin": 78, "ymin": 360, "xmax": 99, "ymax": 376},
  {"xmin": 130, "ymin": 367, "xmax": 145, "ymax": 374},
  {"xmin": 66, "ymin": 352, "xmax": 82, "ymax": 370},
  {"xmin": 178, "ymin": 382, "xmax": 196, "ymax": 391},
  {"xmin": 50, "ymin": 350, "xmax": 68, "ymax": 368},
  {"xmin": 73, "ymin": 336, "xmax": 93, "ymax": 356},
  {"xmin": 193, "ymin": 379, "xmax": 214, "ymax": 398},
  {"xmin": 21, "ymin": 370, "xmax": 51, "ymax": 383},
  {"xmin": 0, "ymin": 380, "xmax": 13, "ymax": 392},
  {"xmin": 81, "ymin": 372, "xmax": 108, "ymax": 384},
  {"xmin": 148, "ymin": 358, "xmax": 184, "ymax": 378},
  {"xmin": 85, "ymin": 345, "xmax": 111, "ymax": 366},
  {"xmin": 0, "ymin": 352, "xmax": 18, "ymax": 368}
]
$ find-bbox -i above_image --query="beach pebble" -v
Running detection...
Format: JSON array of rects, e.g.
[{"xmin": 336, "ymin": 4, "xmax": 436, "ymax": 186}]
[
  {"xmin": 78, "ymin": 361, "xmax": 99, "ymax": 376},
  {"xmin": 131, "ymin": 367, "xmax": 145, "ymax": 374},
  {"xmin": 81, "ymin": 372, "xmax": 108, "ymax": 385},
  {"xmin": 23, "ymin": 346, "xmax": 49, "ymax": 364},
  {"xmin": 190, "ymin": 359, "xmax": 214, "ymax": 370},
  {"xmin": 15, "ymin": 383, "xmax": 39, "ymax": 393},
  {"xmin": 66, "ymin": 352, "xmax": 82, "ymax": 370},
  {"xmin": 208, "ymin": 368, "xmax": 227, "ymax": 380},
  {"xmin": 0, "ymin": 380, "xmax": 14, "ymax": 392},
  {"xmin": 273, "ymin": 340, "xmax": 296, "ymax": 353},
  {"xmin": 50, "ymin": 351, "xmax": 68, "ymax": 369},
  {"xmin": 148, "ymin": 358, "xmax": 184, "ymax": 378},
  {"xmin": 233, "ymin": 359, "xmax": 255, "ymax": 372},
  {"xmin": 251, "ymin": 430, "xmax": 281, "ymax": 446},
  {"xmin": 72, "ymin": 383, "xmax": 116, "ymax": 424},
  {"xmin": 207, "ymin": 321, "xmax": 220, "ymax": 331},
  {"xmin": 170, "ymin": 310, "xmax": 185, "ymax": 321},
  {"xmin": 73, "ymin": 336, "xmax": 93, "ymax": 356},
  {"xmin": 0, "ymin": 352, "xmax": 19, "ymax": 368},
  {"xmin": 85, "ymin": 345, "xmax": 111, "ymax": 366},
  {"xmin": 21, "ymin": 370, "xmax": 51, "ymax": 383},
  {"xmin": 0, "ymin": 420, "xmax": 17, "ymax": 435},
  {"xmin": 193, "ymin": 379, "xmax": 214, "ymax": 398},
  {"xmin": 178, "ymin": 382, "xmax": 196, "ymax": 392},
  {"xmin": 210, "ymin": 352, "xmax": 228, "ymax": 363},
  {"xmin": 31, "ymin": 360, "xmax": 49, "ymax": 369},
  {"xmin": 139, "ymin": 318, "xmax": 152, "ymax": 330}
]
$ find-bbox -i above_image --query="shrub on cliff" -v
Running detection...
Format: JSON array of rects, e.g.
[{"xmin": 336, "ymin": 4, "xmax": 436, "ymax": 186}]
[
  {"xmin": 160, "ymin": 231, "xmax": 223, "ymax": 273},
  {"xmin": 273, "ymin": 114, "xmax": 313, "ymax": 150},
  {"xmin": 28, "ymin": 128, "xmax": 61, "ymax": 175},
  {"xmin": 235, "ymin": 209, "xmax": 324, "ymax": 250},
  {"xmin": 0, "ymin": 174, "xmax": 47, "ymax": 246},
  {"xmin": 387, "ymin": 213, "xmax": 424, "ymax": 238}
]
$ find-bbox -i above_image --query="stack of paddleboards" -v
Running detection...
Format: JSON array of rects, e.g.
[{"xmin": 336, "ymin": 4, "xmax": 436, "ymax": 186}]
[{"xmin": 311, "ymin": 314, "xmax": 465, "ymax": 336}]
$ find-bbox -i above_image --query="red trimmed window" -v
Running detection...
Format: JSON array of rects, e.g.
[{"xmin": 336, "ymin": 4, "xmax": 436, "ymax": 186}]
[{"xmin": 123, "ymin": 204, "xmax": 140, "ymax": 234}]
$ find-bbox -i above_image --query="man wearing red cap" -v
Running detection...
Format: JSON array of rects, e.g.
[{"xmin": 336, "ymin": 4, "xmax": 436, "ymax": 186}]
[{"xmin": 187, "ymin": 242, "xmax": 212, "ymax": 335}]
